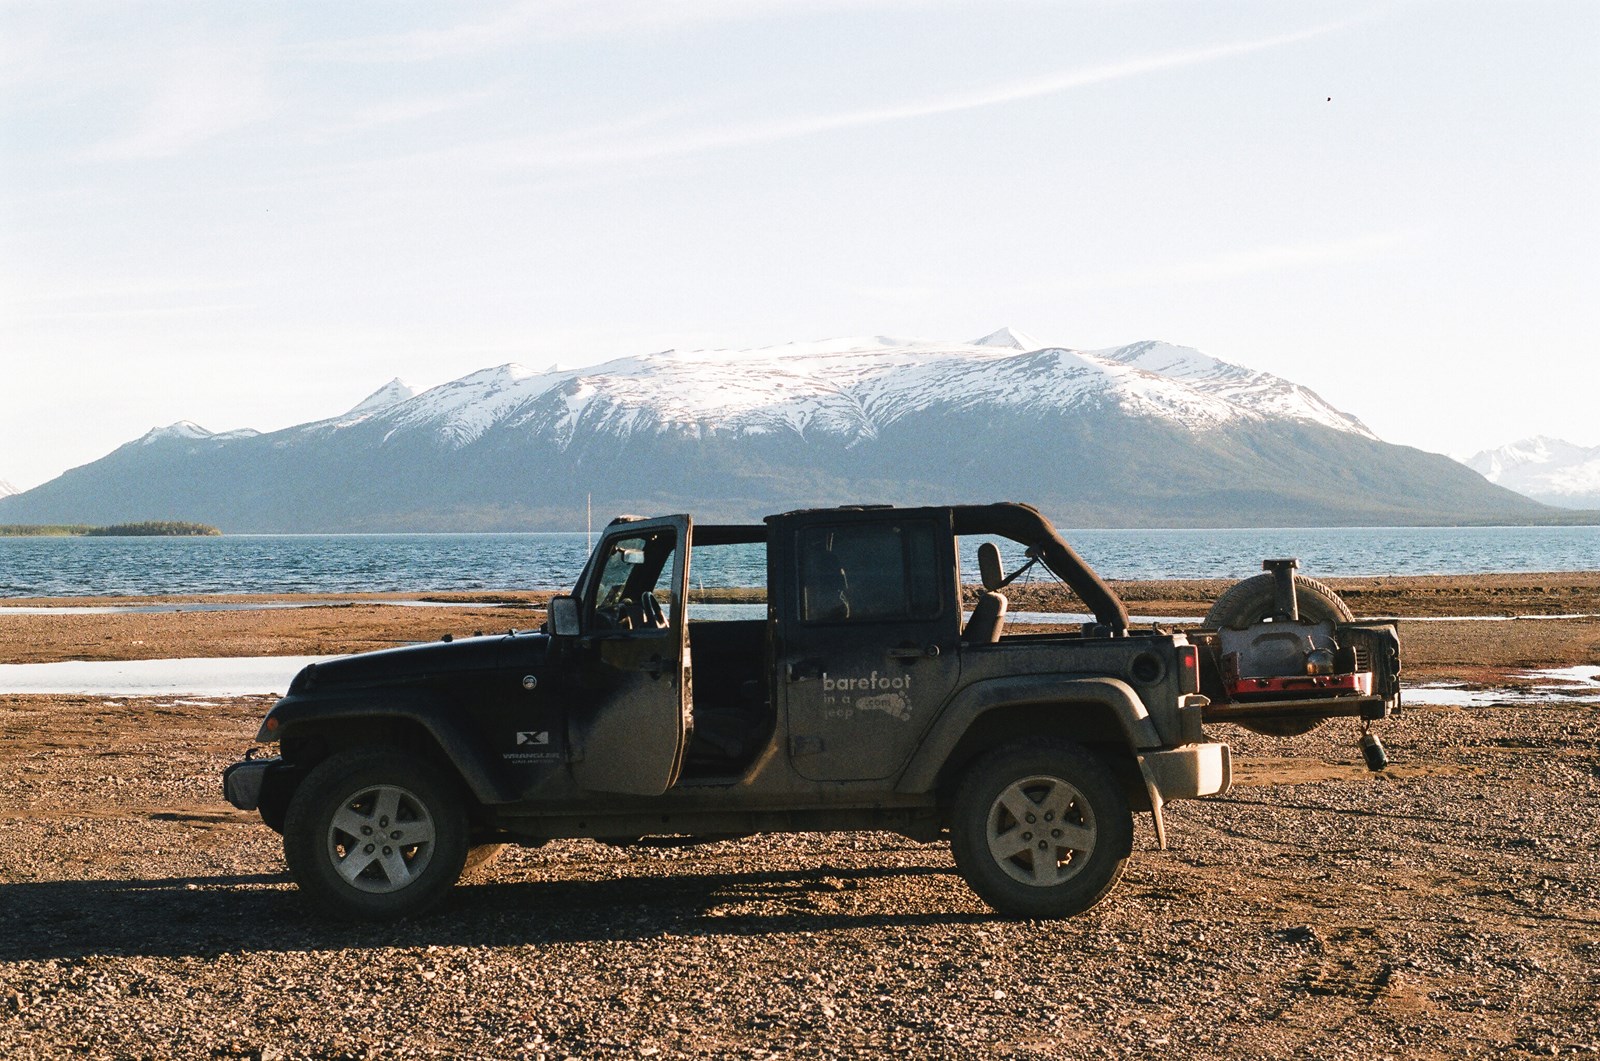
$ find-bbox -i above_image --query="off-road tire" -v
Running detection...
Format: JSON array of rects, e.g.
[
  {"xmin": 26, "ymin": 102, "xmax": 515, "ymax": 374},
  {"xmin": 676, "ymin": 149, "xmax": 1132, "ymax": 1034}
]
[
  {"xmin": 283, "ymin": 746, "xmax": 468, "ymax": 921},
  {"xmin": 1204, "ymin": 572, "xmax": 1356, "ymax": 737},
  {"xmin": 1204, "ymin": 572, "xmax": 1354, "ymax": 630},
  {"xmin": 256, "ymin": 767, "xmax": 300, "ymax": 835},
  {"xmin": 950, "ymin": 740, "xmax": 1133, "ymax": 919}
]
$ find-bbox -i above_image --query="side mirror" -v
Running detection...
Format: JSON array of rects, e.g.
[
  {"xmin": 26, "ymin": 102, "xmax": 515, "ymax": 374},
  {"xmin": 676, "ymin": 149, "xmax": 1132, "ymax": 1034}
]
[{"xmin": 548, "ymin": 596, "xmax": 581, "ymax": 637}]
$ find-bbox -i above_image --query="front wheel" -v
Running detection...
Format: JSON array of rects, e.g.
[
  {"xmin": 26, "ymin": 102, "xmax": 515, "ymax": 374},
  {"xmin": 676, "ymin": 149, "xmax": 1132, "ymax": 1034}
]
[
  {"xmin": 283, "ymin": 747, "xmax": 469, "ymax": 921},
  {"xmin": 950, "ymin": 740, "xmax": 1133, "ymax": 919}
]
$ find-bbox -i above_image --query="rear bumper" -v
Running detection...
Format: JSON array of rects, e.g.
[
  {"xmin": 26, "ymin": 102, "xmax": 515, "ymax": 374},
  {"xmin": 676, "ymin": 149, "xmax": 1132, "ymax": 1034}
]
[
  {"xmin": 1138, "ymin": 742, "xmax": 1232, "ymax": 800},
  {"xmin": 1203, "ymin": 693, "xmax": 1393, "ymax": 725},
  {"xmin": 222, "ymin": 757, "xmax": 278, "ymax": 811}
]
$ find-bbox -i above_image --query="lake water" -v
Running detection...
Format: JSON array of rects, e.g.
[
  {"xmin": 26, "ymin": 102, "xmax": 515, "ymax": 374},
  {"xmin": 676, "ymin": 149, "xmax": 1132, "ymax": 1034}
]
[{"xmin": 1, "ymin": 525, "xmax": 1596, "ymax": 598}]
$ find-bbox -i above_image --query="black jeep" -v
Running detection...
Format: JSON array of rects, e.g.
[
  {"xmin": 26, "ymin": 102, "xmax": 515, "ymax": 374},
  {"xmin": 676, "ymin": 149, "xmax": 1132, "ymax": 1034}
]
[{"xmin": 224, "ymin": 502, "xmax": 1398, "ymax": 920}]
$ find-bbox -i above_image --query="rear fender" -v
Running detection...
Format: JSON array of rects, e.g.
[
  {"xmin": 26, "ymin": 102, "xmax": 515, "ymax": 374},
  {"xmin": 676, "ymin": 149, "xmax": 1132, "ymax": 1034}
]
[{"xmin": 896, "ymin": 675, "xmax": 1162, "ymax": 795}]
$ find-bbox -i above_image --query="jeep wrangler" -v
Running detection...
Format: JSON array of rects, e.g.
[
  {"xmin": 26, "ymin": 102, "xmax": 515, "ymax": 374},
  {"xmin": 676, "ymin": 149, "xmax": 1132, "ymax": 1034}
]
[{"xmin": 224, "ymin": 502, "xmax": 1399, "ymax": 920}]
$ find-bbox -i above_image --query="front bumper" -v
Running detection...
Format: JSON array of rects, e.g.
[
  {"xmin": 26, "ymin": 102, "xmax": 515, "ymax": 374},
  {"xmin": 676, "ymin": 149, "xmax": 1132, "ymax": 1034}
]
[{"xmin": 222, "ymin": 756, "xmax": 279, "ymax": 811}]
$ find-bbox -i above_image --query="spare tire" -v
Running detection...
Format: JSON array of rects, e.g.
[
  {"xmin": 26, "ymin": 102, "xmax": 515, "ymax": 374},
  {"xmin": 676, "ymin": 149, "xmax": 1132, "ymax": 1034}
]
[
  {"xmin": 1205, "ymin": 572, "xmax": 1355, "ymax": 737},
  {"xmin": 1205, "ymin": 572, "xmax": 1354, "ymax": 630}
]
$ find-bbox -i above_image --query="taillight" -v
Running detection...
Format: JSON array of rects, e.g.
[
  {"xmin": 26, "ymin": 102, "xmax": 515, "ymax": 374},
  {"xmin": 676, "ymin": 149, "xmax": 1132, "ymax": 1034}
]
[{"xmin": 1176, "ymin": 645, "xmax": 1200, "ymax": 694}]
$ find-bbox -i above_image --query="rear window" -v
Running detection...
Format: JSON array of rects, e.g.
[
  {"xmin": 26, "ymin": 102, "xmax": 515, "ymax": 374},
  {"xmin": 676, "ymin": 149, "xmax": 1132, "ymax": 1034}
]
[{"xmin": 798, "ymin": 521, "xmax": 942, "ymax": 623}]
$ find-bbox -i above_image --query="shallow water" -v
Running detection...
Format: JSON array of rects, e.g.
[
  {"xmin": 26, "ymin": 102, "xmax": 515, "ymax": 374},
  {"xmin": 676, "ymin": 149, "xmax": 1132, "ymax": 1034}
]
[
  {"xmin": 0, "ymin": 655, "xmax": 335, "ymax": 696},
  {"xmin": 1404, "ymin": 665, "xmax": 1600, "ymax": 706},
  {"xmin": 0, "ymin": 600, "xmax": 525, "ymax": 616},
  {"xmin": 9, "ymin": 650, "xmax": 1595, "ymax": 704}
]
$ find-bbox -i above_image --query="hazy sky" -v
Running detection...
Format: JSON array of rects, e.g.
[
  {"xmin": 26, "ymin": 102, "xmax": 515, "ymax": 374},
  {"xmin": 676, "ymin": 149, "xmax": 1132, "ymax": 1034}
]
[{"xmin": 3, "ymin": 1, "xmax": 1596, "ymax": 490}]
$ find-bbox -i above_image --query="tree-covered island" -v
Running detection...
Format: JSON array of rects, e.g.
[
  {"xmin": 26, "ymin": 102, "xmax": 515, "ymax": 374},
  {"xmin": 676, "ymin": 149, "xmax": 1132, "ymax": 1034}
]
[{"xmin": 0, "ymin": 521, "xmax": 222, "ymax": 537}]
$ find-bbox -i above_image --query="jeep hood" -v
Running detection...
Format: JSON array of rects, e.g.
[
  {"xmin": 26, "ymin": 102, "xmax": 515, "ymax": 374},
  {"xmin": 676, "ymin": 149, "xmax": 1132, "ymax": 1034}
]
[{"xmin": 285, "ymin": 631, "xmax": 544, "ymax": 694}]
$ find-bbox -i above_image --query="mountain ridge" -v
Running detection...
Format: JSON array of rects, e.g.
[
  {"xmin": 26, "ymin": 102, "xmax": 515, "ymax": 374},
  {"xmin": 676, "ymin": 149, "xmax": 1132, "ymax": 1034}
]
[
  {"xmin": 1460, "ymin": 436, "xmax": 1600, "ymax": 509},
  {"xmin": 0, "ymin": 331, "xmax": 1572, "ymax": 532}
]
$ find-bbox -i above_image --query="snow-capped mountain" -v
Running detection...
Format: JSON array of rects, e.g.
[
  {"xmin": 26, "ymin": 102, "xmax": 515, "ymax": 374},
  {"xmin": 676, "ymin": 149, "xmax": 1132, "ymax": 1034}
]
[
  {"xmin": 0, "ymin": 479, "xmax": 17, "ymax": 499},
  {"xmin": 345, "ymin": 378, "xmax": 419, "ymax": 418},
  {"xmin": 332, "ymin": 333, "xmax": 1375, "ymax": 454},
  {"xmin": 137, "ymin": 422, "xmax": 262, "ymax": 445},
  {"xmin": 1461, "ymin": 437, "xmax": 1600, "ymax": 509},
  {"xmin": 0, "ymin": 330, "xmax": 1554, "ymax": 531}
]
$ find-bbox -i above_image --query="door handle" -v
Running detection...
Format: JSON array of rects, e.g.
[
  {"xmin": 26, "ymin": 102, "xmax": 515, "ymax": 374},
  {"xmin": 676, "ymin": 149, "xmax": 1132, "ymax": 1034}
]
[
  {"xmin": 888, "ymin": 644, "xmax": 940, "ymax": 662},
  {"xmin": 787, "ymin": 658, "xmax": 825, "ymax": 683}
]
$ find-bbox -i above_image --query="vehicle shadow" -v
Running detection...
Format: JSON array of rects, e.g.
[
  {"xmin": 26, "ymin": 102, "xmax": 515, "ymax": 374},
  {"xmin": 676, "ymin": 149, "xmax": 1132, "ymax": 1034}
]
[
  {"xmin": 0, "ymin": 863, "xmax": 991, "ymax": 962},
  {"xmin": 1203, "ymin": 794, "xmax": 1463, "ymax": 825}
]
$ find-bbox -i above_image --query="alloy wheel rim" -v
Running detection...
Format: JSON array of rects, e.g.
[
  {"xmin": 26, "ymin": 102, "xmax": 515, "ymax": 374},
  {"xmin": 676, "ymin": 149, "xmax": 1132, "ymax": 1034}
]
[
  {"xmin": 985, "ymin": 774, "xmax": 1096, "ymax": 887},
  {"xmin": 325, "ymin": 783, "xmax": 437, "ymax": 894}
]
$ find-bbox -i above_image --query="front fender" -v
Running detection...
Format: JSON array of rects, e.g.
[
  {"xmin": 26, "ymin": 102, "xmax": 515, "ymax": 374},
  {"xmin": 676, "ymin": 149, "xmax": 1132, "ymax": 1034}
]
[
  {"xmin": 262, "ymin": 691, "xmax": 516, "ymax": 805},
  {"xmin": 896, "ymin": 675, "xmax": 1163, "ymax": 794}
]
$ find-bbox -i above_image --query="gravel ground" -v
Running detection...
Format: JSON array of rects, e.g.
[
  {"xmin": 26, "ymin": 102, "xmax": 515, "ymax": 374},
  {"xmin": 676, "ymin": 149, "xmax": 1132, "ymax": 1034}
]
[{"xmin": 2, "ymin": 578, "xmax": 1598, "ymax": 1058}]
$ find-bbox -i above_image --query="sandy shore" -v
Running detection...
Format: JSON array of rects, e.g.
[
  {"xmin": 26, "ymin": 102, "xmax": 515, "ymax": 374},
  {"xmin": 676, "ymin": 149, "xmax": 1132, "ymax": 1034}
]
[{"xmin": 1, "ymin": 574, "xmax": 1597, "ymax": 1057}]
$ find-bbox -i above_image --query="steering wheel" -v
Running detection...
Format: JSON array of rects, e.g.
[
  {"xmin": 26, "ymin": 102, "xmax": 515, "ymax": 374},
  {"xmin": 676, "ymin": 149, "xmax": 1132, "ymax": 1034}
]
[{"xmin": 639, "ymin": 591, "xmax": 667, "ymax": 629}]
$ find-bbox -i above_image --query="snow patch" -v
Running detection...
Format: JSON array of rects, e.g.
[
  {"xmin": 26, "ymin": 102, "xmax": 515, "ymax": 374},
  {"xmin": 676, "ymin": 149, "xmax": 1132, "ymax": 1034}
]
[
  {"xmin": 346, "ymin": 378, "xmax": 418, "ymax": 416},
  {"xmin": 971, "ymin": 326, "xmax": 1043, "ymax": 351},
  {"xmin": 138, "ymin": 421, "xmax": 214, "ymax": 444}
]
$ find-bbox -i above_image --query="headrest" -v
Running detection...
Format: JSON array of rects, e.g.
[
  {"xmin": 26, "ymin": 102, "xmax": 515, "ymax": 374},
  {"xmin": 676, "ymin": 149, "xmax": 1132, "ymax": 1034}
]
[{"xmin": 977, "ymin": 542, "xmax": 1004, "ymax": 592}]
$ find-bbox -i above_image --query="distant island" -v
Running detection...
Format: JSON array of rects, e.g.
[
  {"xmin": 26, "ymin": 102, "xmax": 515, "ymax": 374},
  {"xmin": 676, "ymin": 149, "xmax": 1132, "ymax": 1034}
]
[{"xmin": 0, "ymin": 521, "xmax": 222, "ymax": 538}]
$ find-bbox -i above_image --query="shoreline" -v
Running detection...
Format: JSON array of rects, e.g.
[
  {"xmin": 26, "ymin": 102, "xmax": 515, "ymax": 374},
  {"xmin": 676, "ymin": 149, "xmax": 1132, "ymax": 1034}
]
[
  {"xmin": 3, "ymin": 569, "xmax": 1600, "ymax": 611},
  {"xmin": 5, "ymin": 570, "xmax": 1600, "ymax": 616},
  {"xmin": 0, "ymin": 574, "xmax": 1595, "ymax": 678}
]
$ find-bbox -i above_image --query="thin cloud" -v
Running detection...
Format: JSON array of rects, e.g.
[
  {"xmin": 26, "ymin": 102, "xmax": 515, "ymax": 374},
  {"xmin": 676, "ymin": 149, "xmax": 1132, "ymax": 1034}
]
[
  {"xmin": 390, "ymin": 20, "xmax": 1355, "ymax": 176},
  {"xmin": 1150, "ymin": 232, "xmax": 1416, "ymax": 285},
  {"xmin": 307, "ymin": 83, "xmax": 515, "ymax": 140},
  {"xmin": 89, "ymin": 40, "xmax": 275, "ymax": 160},
  {"xmin": 2, "ymin": 277, "xmax": 254, "ymax": 326},
  {"xmin": 1048, "ymin": 232, "xmax": 1418, "ymax": 294},
  {"xmin": 316, "ymin": 0, "xmax": 949, "ymax": 63}
]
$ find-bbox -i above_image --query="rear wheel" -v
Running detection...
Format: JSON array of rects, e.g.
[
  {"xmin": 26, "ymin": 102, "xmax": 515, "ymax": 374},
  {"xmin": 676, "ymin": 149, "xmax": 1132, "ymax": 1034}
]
[
  {"xmin": 283, "ymin": 747, "xmax": 468, "ymax": 920},
  {"xmin": 1205, "ymin": 573, "xmax": 1355, "ymax": 737},
  {"xmin": 950, "ymin": 740, "xmax": 1132, "ymax": 919}
]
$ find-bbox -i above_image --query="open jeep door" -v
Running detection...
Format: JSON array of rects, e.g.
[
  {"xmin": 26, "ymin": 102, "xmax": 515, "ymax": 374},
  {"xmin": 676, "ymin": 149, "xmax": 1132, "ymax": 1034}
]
[{"xmin": 568, "ymin": 515, "xmax": 693, "ymax": 795}]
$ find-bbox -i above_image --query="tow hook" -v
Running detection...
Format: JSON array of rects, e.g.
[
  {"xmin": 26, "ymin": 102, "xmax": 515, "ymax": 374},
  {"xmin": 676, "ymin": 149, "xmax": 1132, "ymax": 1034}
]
[{"xmin": 1359, "ymin": 720, "xmax": 1389, "ymax": 772}]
